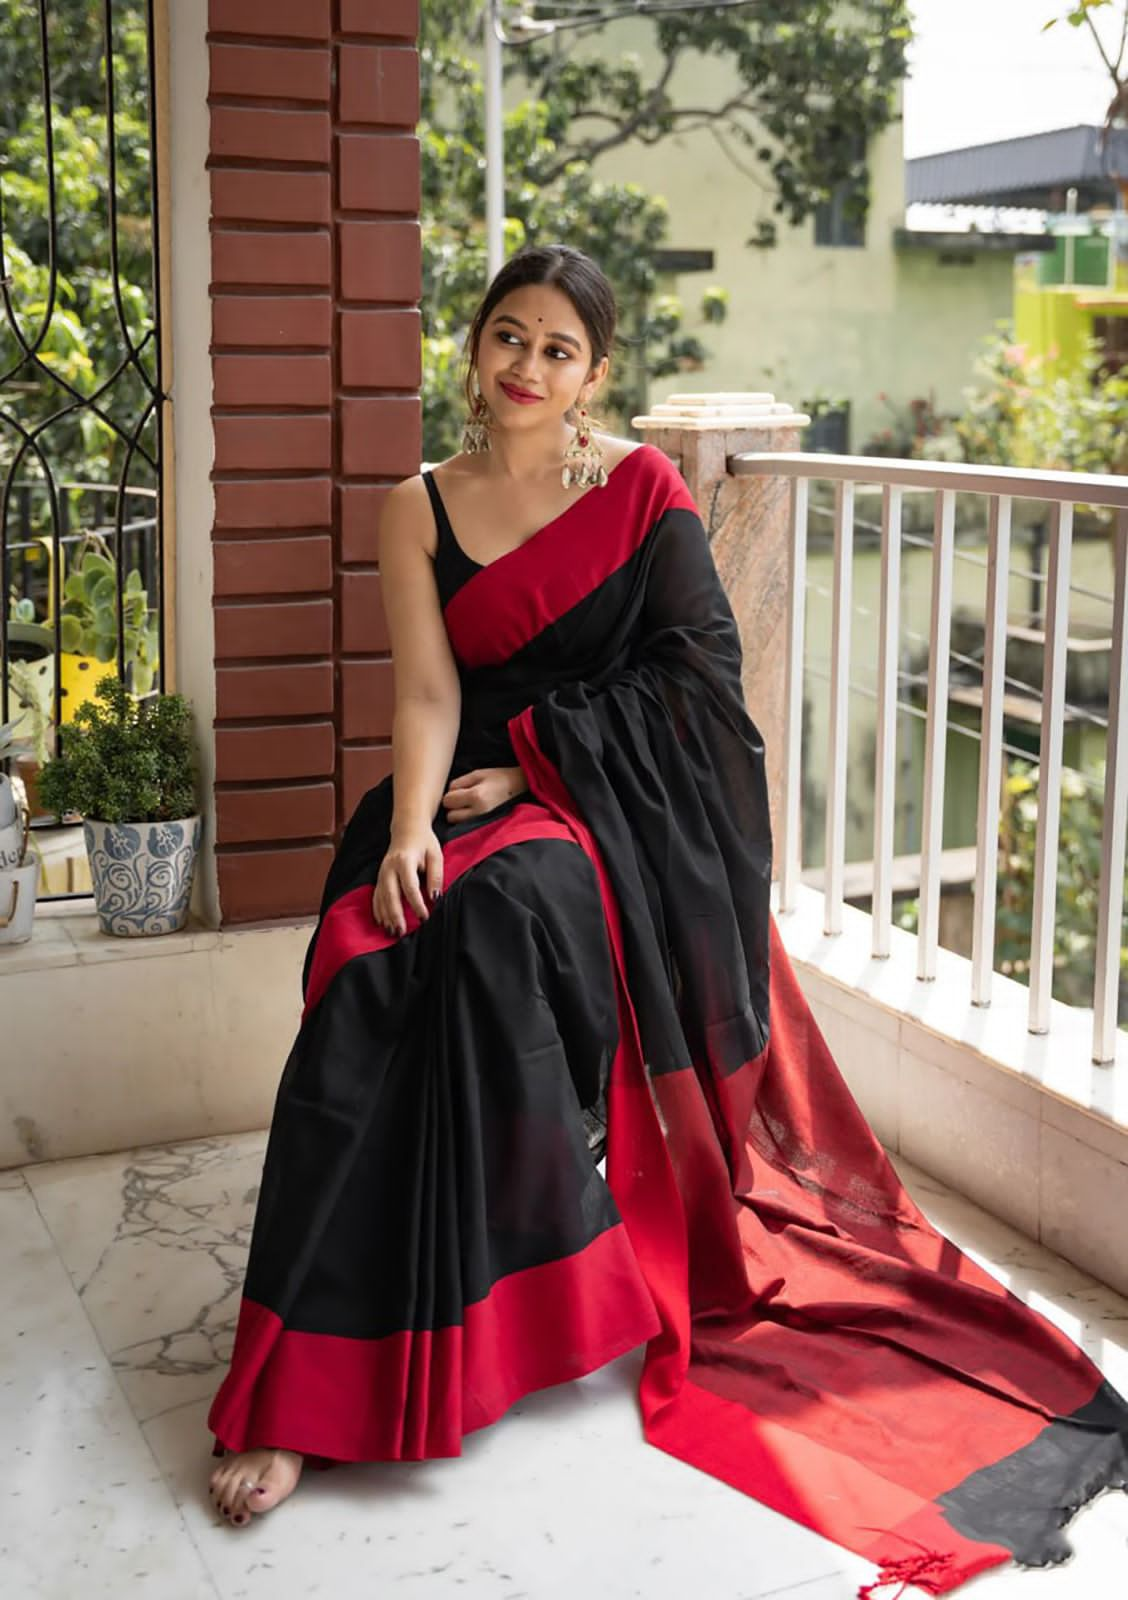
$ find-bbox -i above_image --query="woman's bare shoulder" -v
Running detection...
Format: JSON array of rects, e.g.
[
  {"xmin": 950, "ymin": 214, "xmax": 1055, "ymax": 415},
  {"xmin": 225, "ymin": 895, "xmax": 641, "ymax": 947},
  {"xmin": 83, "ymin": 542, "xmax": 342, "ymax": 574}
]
[{"xmin": 594, "ymin": 433, "xmax": 647, "ymax": 471}]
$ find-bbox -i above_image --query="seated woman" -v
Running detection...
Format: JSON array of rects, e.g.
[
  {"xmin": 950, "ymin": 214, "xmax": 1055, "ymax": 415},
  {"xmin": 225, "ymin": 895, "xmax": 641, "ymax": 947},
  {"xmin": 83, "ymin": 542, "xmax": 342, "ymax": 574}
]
[{"xmin": 206, "ymin": 244, "xmax": 1128, "ymax": 1595}]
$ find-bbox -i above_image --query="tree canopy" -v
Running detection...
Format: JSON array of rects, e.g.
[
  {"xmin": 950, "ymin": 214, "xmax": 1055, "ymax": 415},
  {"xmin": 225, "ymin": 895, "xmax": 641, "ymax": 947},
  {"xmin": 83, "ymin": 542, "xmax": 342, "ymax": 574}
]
[{"xmin": 420, "ymin": 0, "xmax": 911, "ymax": 456}]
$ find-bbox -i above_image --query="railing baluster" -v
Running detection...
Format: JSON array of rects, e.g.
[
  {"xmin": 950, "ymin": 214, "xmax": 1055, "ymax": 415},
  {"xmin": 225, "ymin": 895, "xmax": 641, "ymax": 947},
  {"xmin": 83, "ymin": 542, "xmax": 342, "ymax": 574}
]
[
  {"xmin": 971, "ymin": 495, "xmax": 1012, "ymax": 1006},
  {"xmin": 824, "ymin": 479, "xmax": 854, "ymax": 935},
  {"xmin": 779, "ymin": 475, "xmax": 809, "ymax": 914},
  {"xmin": 1028, "ymin": 501, "xmax": 1075, "ymax": 1034},
  {"xmin": 917, "ymin": 489, "xmax": 956, "ymax": 980},
  {"xmin": 872, "ymin": 484, "xmax": 902, "ymax": 958},
  {"xmin": 1092, "ymin": 508, "xmax": 1128, "ymax": 1064}
]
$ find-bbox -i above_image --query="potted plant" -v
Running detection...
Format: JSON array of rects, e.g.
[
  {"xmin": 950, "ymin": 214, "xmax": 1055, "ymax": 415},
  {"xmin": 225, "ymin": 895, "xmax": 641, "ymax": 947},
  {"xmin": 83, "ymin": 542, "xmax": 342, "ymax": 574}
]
[
  {"xmin": 37, "ymin": 676, "xmax": 201, "ymax": 937},
  {"xmin": 0, "ymin": 719, "xmax": 39, "ymax": 945}
]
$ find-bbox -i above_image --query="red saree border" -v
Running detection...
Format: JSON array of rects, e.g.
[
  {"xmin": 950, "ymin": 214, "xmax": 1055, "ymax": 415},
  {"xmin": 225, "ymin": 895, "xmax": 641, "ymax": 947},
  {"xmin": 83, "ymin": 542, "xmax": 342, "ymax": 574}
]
[
  {"xmin": 207, "ymin": 1218, "xmax": 660, "ymax": 1463},
  {"xmin": 445, "ymin": 445, "xmax": 697, "ymax": 668},
  {"xmin": 302, "ymin": 800, "xmax": 579, "ymax": 1021},
  {"xmin": 507, "ymin": 703, "xmax": 694, "ymax": 1425}
]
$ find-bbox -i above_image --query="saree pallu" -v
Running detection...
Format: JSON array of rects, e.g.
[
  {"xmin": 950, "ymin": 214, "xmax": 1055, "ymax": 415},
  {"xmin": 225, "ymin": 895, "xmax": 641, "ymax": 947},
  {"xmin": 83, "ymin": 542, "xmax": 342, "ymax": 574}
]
[{"xmin": 208, "ymin": 443, "xmax": 1128, "ymax": 1594}]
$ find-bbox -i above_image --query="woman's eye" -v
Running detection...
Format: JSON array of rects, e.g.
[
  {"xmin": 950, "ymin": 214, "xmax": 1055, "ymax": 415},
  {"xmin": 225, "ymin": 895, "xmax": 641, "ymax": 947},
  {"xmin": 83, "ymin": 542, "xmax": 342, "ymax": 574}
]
[{"xmin": 496, "ymin": 332, "xmax": 569, "ymax": 360}]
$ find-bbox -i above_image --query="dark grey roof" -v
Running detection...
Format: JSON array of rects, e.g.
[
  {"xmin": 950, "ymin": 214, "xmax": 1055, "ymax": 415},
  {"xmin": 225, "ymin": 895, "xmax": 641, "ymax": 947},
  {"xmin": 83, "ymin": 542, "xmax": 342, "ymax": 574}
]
[{"xmin": 906, "ymin": 124, "xmax": 1128, "ymax": 209}]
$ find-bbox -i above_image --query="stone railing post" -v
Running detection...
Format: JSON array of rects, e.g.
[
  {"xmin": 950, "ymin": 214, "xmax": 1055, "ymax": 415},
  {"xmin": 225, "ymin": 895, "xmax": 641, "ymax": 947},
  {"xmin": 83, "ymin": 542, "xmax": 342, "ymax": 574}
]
[{"xmin": 631, "ymin": 392, "xmax": 809, "ymax": 877}]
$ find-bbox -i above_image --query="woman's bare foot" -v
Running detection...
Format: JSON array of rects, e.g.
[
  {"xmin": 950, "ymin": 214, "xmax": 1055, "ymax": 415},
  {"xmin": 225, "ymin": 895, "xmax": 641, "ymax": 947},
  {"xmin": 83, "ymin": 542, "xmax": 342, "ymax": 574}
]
[{"xmin": 209, "ymin": 1447, "xmax": 303, "ymax": 1527}]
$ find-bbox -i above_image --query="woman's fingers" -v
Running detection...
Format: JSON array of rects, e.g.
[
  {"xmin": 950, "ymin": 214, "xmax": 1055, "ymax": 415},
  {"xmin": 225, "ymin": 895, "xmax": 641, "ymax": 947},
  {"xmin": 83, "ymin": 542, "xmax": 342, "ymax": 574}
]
[
  {"xmin": 426, "ymin": 845, "xmax": 444, "ymax": 902},
  {"xmin": 373, "ymin": 875, "xmax": 404, "ymax": 936},
  {"xmin": 397, "ymin": 861, "xmax": 429, "ymax": 924}
]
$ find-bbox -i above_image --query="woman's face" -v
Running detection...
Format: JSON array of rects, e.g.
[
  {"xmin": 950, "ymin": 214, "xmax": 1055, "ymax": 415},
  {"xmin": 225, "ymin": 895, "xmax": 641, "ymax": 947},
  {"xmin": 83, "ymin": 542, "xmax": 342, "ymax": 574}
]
[{"xmin": 475, "ymin": 283, "xmax": 608, "ymax": 432}]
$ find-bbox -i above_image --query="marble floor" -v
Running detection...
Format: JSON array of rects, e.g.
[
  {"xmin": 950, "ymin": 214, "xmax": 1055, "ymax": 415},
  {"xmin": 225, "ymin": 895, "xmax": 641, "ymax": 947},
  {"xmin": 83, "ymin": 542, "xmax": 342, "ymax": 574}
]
[{"xmin": 4, "ymin": 1134, "xmax": 1128, "ymax": 1600}]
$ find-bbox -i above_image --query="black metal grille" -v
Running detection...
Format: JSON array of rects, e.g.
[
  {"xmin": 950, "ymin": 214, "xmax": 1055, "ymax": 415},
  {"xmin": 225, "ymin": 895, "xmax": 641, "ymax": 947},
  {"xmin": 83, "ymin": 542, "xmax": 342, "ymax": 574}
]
[{"xmin": 0, "ymin": 0, "xmax": 165, "ymax": 898}]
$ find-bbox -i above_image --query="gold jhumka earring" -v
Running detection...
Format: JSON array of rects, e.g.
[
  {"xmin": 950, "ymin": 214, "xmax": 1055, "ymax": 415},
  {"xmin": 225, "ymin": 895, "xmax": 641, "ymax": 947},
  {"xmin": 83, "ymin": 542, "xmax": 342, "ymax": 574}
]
[
  {"xmin": 461, "ymin": 374, "xmax": 492, "ymax": 454},
  {"xmin": 561, "ymin": 405, "xmax": 608, "ymax": 489}
]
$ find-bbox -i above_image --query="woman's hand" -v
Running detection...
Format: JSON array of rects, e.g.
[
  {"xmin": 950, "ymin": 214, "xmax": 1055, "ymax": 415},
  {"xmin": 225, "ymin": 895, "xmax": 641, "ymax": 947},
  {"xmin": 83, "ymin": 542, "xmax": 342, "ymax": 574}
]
[
  {"xmin": 373, "ymin": 824, "xmax": 443, "ymax": 938},
  {"xmin": 441, "ymin": 765, "xmax": 527, "ymax": 823}
]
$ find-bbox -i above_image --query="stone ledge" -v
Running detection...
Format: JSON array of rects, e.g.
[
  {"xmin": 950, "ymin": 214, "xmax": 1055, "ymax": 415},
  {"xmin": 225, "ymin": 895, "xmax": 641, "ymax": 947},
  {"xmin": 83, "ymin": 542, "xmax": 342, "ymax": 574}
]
[{"xmin": 0, "ymin": 916, "xmax": 314, "ymax": 1168}]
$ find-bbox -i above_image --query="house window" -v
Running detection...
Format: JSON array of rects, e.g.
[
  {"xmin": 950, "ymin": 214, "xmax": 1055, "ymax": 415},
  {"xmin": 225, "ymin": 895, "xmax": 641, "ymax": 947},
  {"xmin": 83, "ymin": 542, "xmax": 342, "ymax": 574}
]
[{"xmin": 814, "ymin": 136, "xmax": 868, "ymax": 248}]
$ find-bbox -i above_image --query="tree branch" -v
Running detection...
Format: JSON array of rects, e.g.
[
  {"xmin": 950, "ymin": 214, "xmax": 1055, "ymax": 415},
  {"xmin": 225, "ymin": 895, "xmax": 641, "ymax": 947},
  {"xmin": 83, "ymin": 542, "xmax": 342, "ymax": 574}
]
[
  {"xmin": 1082, "ymin": 3, "xmax": 1122, "ymax": 87},
  {"xmin": 708, "ymin": 122, "xmax": 775, "ymax": 192},
  {"xmin": 535, "ymin": 48, "xmax": 684, "ymax": 180}
]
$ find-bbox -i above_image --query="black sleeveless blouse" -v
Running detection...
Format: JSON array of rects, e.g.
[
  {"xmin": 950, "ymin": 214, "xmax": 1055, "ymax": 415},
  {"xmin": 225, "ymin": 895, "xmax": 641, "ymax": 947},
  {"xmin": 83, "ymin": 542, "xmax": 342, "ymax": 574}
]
[{"xmin": 421, "ymin": 469, "xmax": 483, "ymax": 609}]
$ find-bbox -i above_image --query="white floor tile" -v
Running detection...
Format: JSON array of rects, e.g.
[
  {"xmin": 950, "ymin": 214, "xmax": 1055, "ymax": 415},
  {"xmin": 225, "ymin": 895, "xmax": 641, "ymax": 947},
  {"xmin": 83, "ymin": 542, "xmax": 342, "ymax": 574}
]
[
  {"xmin": 146, "ymin": 1360, "xmax": 846, "ymax": 1600},
  {"xmin": 24, "ymin": 1133, "xmax": 267, "ymax": 1422},
  {"xmin": 5, "ymin": 1133, "xmax": 1128, "ymax": 1597},
  {"xmin": 0, "ymin": 1186, "xmax": 217, "ymax": 1599}
]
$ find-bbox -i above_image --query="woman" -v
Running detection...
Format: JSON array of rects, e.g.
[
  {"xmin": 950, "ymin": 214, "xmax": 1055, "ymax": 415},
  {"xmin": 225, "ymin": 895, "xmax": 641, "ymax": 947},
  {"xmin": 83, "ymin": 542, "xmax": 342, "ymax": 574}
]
[{"xmin": 207, "ymin": 245, "xmax": 1128, "ymax": 1594}]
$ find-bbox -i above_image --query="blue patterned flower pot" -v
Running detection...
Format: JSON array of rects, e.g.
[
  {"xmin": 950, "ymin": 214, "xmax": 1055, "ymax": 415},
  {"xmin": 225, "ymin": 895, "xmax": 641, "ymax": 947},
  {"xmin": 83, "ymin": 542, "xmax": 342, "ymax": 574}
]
[{"xmin": 83, "ymin": 816, "xmax": 202, "ymax": 937}]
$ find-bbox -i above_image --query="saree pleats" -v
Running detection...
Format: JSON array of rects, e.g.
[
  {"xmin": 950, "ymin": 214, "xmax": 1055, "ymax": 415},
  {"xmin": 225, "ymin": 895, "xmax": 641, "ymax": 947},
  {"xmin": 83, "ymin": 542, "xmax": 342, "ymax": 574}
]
[{"xmin": 209, "ymin": 443, "xmax": 1128, "ymax": 1591}]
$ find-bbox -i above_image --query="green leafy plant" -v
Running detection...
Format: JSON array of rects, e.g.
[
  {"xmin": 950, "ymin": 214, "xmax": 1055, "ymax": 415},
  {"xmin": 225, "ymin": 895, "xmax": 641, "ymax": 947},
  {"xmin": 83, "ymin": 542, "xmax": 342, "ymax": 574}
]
[
  {"xmin": 995, "ymin": 758, "xmax": 1126, "ymax": 1010},
  {"xmin": 952, "ymin": 327, "xmax": 1128, "ymax": 493},
  {"xmin": 3, "ymin": 659, "xmax": 53, "ymax": 766},
  {"xmin": 60, "ymin": 536, "xmax": 160, "ymax": 692},
  {"xmin": 37, "ymin": 675, "xmax": 197, "ymax": 825}
]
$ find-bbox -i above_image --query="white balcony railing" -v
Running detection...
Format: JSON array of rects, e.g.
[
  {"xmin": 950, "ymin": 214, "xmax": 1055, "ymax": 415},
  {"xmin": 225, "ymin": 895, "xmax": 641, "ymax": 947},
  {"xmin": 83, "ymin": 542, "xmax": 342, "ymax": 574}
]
[{"xmin": 732, "ymin": 453, "xmax": 1128, "ymax": 1067}]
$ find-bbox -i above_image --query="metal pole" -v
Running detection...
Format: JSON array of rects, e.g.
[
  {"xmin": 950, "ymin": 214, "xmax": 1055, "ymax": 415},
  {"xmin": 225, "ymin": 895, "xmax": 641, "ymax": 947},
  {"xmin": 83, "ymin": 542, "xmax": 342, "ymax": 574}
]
[{"xmin": 485, "ymin": 0, "xmax": 504, "ymax": 281}]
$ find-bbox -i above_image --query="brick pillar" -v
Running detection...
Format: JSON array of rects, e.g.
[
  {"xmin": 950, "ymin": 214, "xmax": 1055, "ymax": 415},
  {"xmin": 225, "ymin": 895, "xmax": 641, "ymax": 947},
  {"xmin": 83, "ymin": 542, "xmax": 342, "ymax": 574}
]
[
  {"xmin": 631, "ymin": 393, "xmax": 809, "ymax": 870},
  {"xmin": 207, "ymin": 0, "xmax": 421, "ymax": 924}
]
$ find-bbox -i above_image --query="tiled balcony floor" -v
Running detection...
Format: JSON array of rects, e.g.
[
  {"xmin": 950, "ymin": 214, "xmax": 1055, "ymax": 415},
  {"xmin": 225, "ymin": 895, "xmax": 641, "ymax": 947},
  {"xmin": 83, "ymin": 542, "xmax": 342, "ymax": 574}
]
[{"xmin": 5, "ymin": 1132, "xmax": 1128, "ymax": 1599}]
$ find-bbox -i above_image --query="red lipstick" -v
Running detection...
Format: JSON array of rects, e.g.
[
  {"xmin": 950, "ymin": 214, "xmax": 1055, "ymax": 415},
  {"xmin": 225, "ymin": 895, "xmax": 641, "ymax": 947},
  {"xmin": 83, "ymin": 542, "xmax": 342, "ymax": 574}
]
[{"xmin": 499, "ymin": 381, "xmax": 543, "ymax": 404}]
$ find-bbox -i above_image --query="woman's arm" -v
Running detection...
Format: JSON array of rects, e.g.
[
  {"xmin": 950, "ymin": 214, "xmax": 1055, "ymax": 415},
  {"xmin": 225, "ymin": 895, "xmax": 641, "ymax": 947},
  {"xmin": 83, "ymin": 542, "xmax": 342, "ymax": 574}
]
[
  {"xmin": 371, "ymin": 478, "xmax": 461, "ymax": 934},
  {"xmin": 377, "ymin": 476, "xmax": 462, "ymax": 838}
]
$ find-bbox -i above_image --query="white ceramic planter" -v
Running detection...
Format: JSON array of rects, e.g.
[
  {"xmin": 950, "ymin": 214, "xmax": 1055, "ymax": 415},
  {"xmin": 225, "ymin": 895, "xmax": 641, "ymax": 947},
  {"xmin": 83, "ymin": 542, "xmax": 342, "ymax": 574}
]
[
  {"xmin": 0, "ymin": 772, "xmax": 24, "ymax": 870},
  {"xmin": 0, "ymin": 859, "xmax": 40, "ymax": 945},
  {"xmin": 83, "ymin": 815, "xmax": 202, "ymax": 937}
]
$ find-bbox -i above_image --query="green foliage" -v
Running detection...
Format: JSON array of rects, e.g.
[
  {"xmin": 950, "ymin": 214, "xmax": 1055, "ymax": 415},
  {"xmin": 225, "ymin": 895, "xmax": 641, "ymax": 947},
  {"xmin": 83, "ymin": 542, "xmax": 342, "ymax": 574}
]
[
  {"xmin": 997, "ymin": 759, "xmax": 1126, "ymax": 1010},
  {"xmin": 1042, "ymin": 1, "xmax": 1117, "ymax": 33},
  {"xmin": 3, "ymin": 661, "xmax": 52, "ymax": 765},
  {"xmin": 892, "ymin": 757, "xmax": 1126, "ymax": 1019},
  {"xmin": 418, "ymin": 0, "xmax": 911, "ymax": 458},
  {"xmin": 0, "ymin": 6, "xmax": 157, "ymax": 487},
  {"xmin": 952, "ymin": 326, "xmax": 1128, "ymax": 485},
  {"xmin": 1, "ymin": 0, "xmax": 162, "ymax": 700},
  {"xmin": 37, "ymin": 676, "xmax": 197, "ymax": 825},
  {"xmin": 60, "ymin": 537, "xmax": 159, "ymax": 693}
]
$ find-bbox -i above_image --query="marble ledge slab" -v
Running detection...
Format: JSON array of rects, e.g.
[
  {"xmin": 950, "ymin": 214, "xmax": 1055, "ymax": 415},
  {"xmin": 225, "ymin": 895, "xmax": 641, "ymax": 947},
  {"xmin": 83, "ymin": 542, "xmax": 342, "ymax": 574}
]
[
  {"xmin": 0, "ymin": 903, "xmax": 317, "ymax": 976},
  {"xmin": 774, "ymin": 882, "xmax": 1128, "ymax": 1134}
]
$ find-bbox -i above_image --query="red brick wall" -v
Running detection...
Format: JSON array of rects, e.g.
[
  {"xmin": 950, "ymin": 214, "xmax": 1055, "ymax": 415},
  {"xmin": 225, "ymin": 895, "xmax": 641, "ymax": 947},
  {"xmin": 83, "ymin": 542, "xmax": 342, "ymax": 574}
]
[{"xmin": 207, "ymin": 0, "xmax": 421, "ymax": 923}]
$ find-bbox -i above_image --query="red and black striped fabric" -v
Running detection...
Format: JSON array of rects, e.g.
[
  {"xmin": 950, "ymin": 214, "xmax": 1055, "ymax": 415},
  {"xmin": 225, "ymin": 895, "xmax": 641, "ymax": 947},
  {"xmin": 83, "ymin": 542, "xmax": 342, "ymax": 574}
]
[{"xmin": 208, "ymin": 443, "xmax": 1128, "ymax": 1593}]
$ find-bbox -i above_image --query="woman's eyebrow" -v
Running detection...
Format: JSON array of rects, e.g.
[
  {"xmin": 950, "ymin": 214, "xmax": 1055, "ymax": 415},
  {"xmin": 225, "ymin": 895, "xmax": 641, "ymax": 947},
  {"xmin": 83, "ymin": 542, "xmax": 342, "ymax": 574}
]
[{"xmin": 493, "ymin": 314, "xmax": 582, "ymax": 352}]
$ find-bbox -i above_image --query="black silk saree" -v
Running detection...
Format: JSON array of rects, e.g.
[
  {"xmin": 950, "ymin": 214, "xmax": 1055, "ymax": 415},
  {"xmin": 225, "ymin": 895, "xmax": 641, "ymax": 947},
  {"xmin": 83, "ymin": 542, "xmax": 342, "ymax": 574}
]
[{"xmin": 208, "ymin": 442, "xmax": 1128, "ymax": 1594}]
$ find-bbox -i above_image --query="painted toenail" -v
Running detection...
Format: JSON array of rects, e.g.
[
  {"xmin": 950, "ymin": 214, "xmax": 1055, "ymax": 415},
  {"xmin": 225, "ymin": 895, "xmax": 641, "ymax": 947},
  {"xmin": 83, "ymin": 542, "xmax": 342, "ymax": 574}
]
[{"xmin": 253, "ymin": 1487, "xmax": 266, "ymax": 1495}]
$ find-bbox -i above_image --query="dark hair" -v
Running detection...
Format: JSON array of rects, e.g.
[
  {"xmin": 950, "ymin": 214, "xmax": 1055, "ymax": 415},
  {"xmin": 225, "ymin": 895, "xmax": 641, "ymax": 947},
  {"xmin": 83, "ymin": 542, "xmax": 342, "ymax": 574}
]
[{"xmin": 460, "ymin": 244, "xmax": 618, "ymax": 427}]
